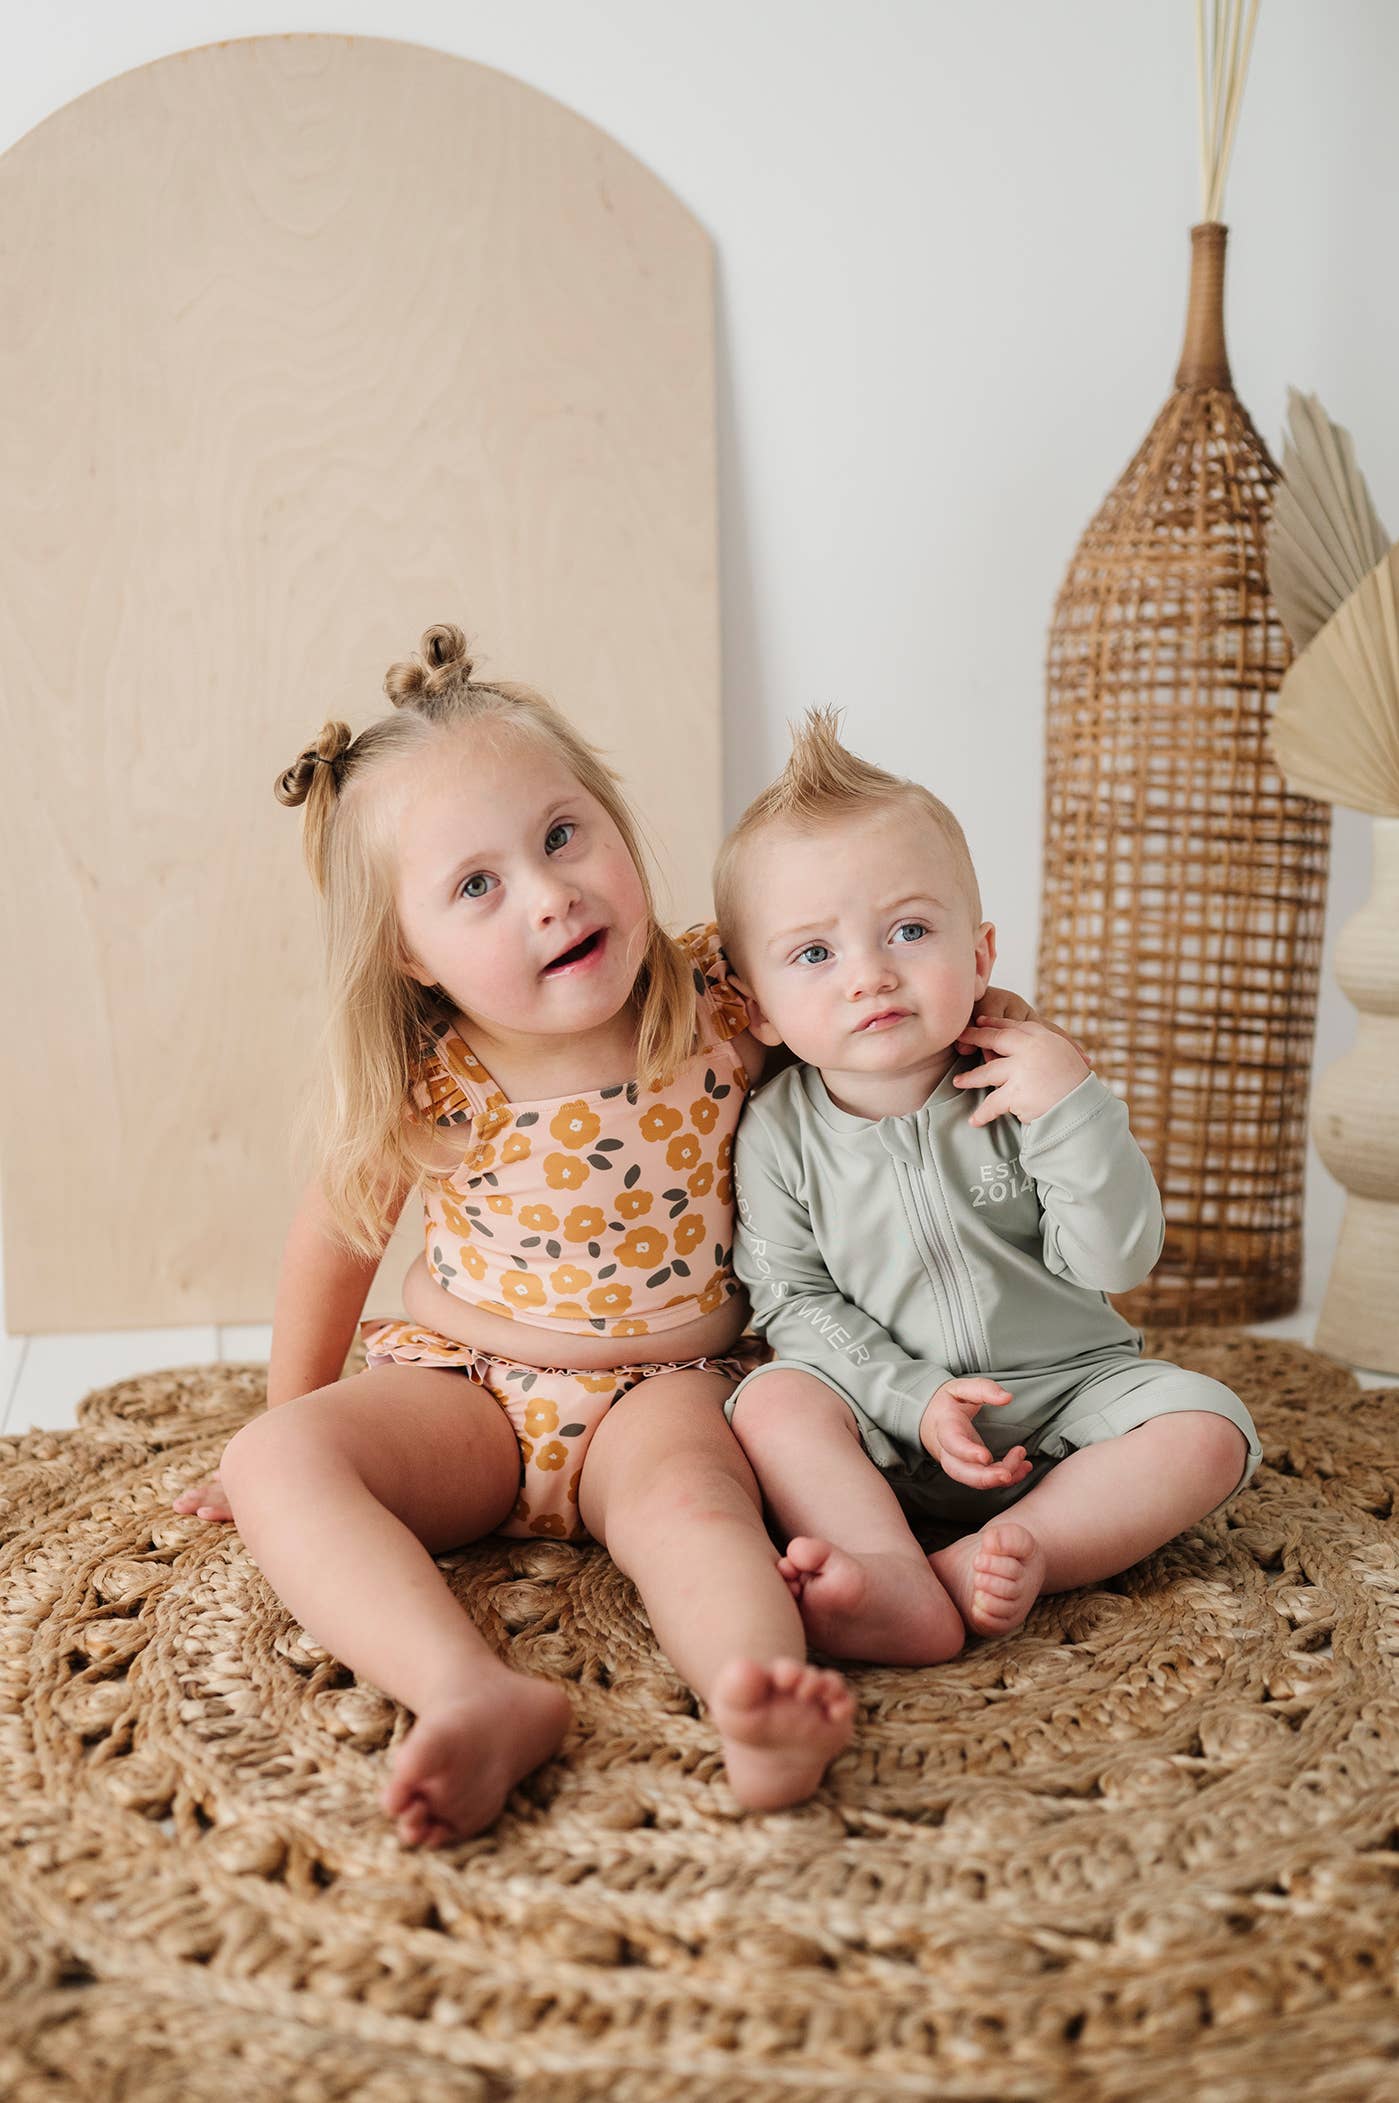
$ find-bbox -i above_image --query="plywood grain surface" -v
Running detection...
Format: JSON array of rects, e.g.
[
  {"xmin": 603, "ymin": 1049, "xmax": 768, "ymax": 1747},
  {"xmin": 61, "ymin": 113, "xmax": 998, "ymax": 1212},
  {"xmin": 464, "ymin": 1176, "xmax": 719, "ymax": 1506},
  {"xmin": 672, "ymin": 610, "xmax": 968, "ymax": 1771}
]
[{"xmin": 0, "ymin": 35, "xmax": 718, "ymax": 1332}]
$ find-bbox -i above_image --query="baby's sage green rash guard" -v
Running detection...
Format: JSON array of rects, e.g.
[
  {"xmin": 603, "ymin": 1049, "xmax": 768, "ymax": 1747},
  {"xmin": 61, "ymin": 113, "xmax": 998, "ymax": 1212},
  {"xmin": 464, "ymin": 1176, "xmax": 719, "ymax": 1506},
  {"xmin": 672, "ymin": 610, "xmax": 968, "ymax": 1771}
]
[{"xmin": 728, "ymin": 1052, "xmax": 1166, "ymax": 1475}]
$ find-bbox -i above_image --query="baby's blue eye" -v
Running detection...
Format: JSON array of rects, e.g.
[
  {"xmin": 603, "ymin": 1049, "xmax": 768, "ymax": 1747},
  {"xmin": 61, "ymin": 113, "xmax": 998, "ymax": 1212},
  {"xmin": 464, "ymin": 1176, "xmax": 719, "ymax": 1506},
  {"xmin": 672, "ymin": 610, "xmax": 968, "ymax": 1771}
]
[
  {"xmin": 893, "ymin": 922, "xmax": 928, "ymax": 943},
  {"xmin": 545, "ymin": 822, "xmax": 575, "ymax": 852},
  {"xmin": 795, "ymin": 944, "xmax": 831, "ymax": 966}
]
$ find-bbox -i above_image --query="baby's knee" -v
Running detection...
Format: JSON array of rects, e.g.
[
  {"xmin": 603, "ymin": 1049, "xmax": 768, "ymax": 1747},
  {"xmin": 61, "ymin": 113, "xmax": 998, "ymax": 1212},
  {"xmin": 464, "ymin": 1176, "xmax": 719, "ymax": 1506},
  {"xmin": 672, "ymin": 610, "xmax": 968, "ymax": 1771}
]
[
  {"xmin": 729, "ymin": 1370, "xmax": 856, "ymax": 1453},
  {"xmin": 1148, "ymin": 1403, "xmax": 1252, "ymax": 1494}
]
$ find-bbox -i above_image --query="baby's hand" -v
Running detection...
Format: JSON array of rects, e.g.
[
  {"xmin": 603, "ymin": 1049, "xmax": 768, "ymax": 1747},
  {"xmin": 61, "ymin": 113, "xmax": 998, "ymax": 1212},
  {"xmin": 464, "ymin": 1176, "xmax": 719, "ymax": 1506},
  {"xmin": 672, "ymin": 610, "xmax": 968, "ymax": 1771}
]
[
  {"xmin": 919, "ymin": 1378, "xmax": 1033, "ymax": 1490},
  {"xmin": 957, "ymin": 986, "xmax": 1087, "ymax": 1055},
  {"xmin": 953, "ymin": 1015, "xmax": 1091, "ymax": 1126},
  {"xmin": 171, "ymin": 1473, "xmax": 234, "ymax": 1524}
]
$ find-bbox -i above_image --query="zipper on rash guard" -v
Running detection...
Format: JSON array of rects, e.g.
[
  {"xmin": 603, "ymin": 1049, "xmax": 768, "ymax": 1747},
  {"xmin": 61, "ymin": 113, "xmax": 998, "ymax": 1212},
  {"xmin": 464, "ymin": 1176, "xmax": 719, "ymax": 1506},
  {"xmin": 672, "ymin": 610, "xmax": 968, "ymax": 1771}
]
[{"xmin": 890, "ymin": 1157, "xmax": 979, "ymax": 1376}]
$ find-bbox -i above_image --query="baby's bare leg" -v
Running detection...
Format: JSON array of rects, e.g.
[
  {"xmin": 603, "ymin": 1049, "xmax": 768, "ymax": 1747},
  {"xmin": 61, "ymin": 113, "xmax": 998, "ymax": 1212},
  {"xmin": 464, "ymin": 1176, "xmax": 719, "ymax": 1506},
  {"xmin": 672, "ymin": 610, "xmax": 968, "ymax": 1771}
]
[
  {"xmin": 217, "ymin": 1365, "xmax": 569, "ymax": 1848},
  {"xmin": 931, "ymin": 1412, "xmax": 1250, "ymax": 1620},
  {"xmin": 729, "ymin": 1371, "xmax": 966, "ymax": 1665},
  {"xmin": 578, "ymin": 1371, "xmax": 854, "ymax": 1812}
]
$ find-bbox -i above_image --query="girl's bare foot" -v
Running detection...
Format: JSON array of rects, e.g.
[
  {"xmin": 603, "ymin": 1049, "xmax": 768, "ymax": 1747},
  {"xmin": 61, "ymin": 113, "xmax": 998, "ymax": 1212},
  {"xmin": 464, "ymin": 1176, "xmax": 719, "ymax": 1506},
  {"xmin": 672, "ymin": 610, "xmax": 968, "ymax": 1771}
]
[
  {"xmin": 708, "ymin": 1656, "xmax": 855, "ymax": 1811},
  {"xmin": 777, "ymin": 1536, "xmax": 964, "ymax": 1665},
  {"xmin": 928, "ymin": 1520, "xmax": 1046, "ymax": 1637},
  {"xmin": 381, "ymin": 1672, "xmax": 571, "ymax": 1847}
]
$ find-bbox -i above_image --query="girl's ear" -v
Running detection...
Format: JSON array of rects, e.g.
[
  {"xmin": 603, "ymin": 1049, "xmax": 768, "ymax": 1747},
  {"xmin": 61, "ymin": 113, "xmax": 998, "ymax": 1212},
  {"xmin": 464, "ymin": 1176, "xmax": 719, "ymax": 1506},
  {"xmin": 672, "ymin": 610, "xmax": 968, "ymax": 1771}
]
[{"xmin": 729, "ymin": 973, "xmax": 783, "ymax": 1047}]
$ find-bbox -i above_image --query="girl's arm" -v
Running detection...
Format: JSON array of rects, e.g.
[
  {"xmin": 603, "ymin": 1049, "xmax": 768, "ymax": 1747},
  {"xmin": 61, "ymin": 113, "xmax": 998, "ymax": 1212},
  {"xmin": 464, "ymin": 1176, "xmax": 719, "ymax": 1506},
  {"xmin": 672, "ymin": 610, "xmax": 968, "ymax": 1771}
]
[
  {"xmin": 267, "ymin": 1171, "xmax": 411, "ymax": 1406},
  {"xmin": 174, "ymin": 1169, "xmax": 410, "ymax": 1520}
]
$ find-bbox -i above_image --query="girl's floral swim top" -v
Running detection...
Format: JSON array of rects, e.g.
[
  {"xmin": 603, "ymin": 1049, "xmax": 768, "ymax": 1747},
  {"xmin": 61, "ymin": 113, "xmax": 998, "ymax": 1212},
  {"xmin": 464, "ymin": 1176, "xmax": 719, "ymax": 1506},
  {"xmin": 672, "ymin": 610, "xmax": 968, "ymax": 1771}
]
[{"xmin": 408, "ymin": 921, "xmax": 752, "ymax": 1341}]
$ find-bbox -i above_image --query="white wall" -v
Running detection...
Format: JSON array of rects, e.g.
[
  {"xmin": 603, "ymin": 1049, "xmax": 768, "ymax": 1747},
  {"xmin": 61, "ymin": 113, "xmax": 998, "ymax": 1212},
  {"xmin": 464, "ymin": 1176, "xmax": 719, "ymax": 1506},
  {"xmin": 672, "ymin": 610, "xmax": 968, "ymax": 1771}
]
[{"xmin": 4, "ymin": 0, "xmax": 1393, "ymax": 1317}]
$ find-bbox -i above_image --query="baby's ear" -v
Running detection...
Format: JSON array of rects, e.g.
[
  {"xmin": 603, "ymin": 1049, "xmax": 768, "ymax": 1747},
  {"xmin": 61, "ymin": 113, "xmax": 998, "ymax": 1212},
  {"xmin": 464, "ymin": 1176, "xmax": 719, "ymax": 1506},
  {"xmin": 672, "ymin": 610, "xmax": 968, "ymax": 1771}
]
[
  {"xmin": 973, "ymin": 921, "xmax": 997, "ymax": 1000},
  {"xmin": 729, "ymin": 972, "xmax": 783, "ymax": 1048}
]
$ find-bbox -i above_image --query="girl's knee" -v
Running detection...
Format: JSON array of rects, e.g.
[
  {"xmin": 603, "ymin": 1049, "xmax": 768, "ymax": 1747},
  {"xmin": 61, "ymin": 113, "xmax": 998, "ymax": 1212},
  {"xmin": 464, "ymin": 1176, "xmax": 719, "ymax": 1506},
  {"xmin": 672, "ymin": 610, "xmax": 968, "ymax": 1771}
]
[{"xmin": 219, "ymin": 1386, "xmax": 345, "ymax": 1492}]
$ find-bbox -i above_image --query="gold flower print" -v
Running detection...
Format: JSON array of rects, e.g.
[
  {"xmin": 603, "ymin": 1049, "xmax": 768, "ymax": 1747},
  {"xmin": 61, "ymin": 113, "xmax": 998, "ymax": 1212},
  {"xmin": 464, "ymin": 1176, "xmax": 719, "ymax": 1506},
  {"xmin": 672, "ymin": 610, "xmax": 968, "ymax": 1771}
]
[
  {"xmin": 440, "ymin": 1190, "xmax": 477, "ymax": 1238},
  {"xmin": 674, "ymin": 1214, "xmax": 705, "ymax": 1256},
  {"xmin": 588, "ymin": 1283, "xmax": 633, "ymax": 1317},
  {"xmin": 613, "ymin": 1319, "xmax": 650, "ymax": 1337},
  {"xmin": 459, "ymin": 1245, "xmax": 487, "ymax": 1281},
  {"xmin": 524, "ymin": 1397, "xmax": 560, "ymax": 1438},
  {"xmin": 551, "ymin": 1101, "xmax": 602, "ymax": 1150},
  {"xmin": 616, "ymin": 1227, "xmax": 667, "ymax": 1270},
  {"xmin": 666, "ymin": 1132, "xmax": 701, "ymax": 1173},
  {"xmin": 687, "ymin": 1163, "xmax": 713, "ymax": 1198},
  {"xmin": 544, "ymin": 1154, "xmax": 589, "ymax": 1191},
  {"xmin": 550, "ymin": 1263, "xmax": 590, "ymax": 1295},
  {"xmin": 641, "ymin": 1105, "xmax": 683, "ymax": 1143},
  {"xmin": 501, "ymin": 1272, "xmax": 547, "ymax": 1310},
  {"xmin": 563, "ymin": 1205, "xmax": 606, "ymax": 1243},
  {"xmin": 486, "ymin": 1194, "xmax": 513, "ymax": 1214},
  {"xmin": 691, "ymin": 1098, "xmax": 718, "ymax": 1134},
  {"xmin": 535, "ymin": 1441, "xmax": 568, "ymax": 1472},
  {"xmin": 501, "ymin": 1132, "xmax": 533, "ymax": 1163},
  {"xmin": 519, "ymin": 1203, "xmax": 559, "ymax": 1232}
]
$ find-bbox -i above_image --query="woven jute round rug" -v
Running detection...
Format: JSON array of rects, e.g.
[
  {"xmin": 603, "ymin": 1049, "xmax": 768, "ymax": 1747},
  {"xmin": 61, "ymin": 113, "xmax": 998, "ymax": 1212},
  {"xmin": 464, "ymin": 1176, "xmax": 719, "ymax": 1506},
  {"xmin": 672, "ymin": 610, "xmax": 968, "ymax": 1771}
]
[{"xmin": 2, "ymin": 1330, "xmax": 1397, "ymax": 2101}]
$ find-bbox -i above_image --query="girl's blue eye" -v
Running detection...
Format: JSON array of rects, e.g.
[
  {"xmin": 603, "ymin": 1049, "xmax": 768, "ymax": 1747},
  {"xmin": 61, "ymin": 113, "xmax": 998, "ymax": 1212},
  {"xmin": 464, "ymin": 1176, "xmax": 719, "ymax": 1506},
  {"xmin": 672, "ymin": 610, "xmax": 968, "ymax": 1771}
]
[
  {"xmin": 460, "ymin": 872, "xmax": 495, "ymax": 900},
  {"xmin": 893, "ymin": 922, "xmax": 928, "ymax": 943},
  {"xmin": 795, "ymin": 943, "xmax": 831, "ymax": 966},
  {"xmin": 545, "ymin": 821, "xmax": 575, "ymax": 852}
]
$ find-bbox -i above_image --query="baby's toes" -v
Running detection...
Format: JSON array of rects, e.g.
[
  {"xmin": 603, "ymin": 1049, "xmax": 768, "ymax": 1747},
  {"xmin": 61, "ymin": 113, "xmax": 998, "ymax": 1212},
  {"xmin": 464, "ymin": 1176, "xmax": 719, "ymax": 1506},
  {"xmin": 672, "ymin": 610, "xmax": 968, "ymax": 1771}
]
[
  {"xmin": 814, "ymin": 1670, "xmax": 854, "ymax": 1721},
  {"xmin": 973, "ymin": 1570, "xmax": 1024, "ymax": 1600}
]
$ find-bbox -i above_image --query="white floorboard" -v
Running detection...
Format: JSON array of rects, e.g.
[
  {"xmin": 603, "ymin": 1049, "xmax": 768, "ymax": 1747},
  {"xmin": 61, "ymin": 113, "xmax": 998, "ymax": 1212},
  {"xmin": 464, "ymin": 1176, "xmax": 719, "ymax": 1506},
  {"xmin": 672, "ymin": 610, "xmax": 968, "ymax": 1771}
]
[{"xmin": 5, "ymin": 1328, "xmax": 219, "ymax": 1436}]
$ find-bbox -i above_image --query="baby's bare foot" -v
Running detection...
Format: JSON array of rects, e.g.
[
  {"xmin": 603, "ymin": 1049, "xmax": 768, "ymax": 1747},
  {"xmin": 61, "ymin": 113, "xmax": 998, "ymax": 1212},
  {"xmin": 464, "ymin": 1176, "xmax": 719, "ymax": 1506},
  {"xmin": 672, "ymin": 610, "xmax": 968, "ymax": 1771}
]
[
  {"xmin": 380, "ymin": 1673, "xmax": 571, "ymax": 1848},
  {"xmin": 929, "ymin": 1520, "xmax": 1046, "ymax": 1638},
  {"xmin": 778, "ymin": 1536, "xmax": 964, "ymax": 1665},
  {"xmin": 709, "ymin": 1656, "xmax": 855, "ymax": 1812}
]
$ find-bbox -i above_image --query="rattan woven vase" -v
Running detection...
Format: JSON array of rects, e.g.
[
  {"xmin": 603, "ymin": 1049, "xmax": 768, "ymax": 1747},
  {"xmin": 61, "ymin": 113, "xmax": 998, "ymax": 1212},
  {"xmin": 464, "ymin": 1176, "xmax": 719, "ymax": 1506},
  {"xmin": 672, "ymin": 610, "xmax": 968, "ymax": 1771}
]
[{"xmin": 1036, "ymin": 223, "xmax": 1331, "ymax": 1326}]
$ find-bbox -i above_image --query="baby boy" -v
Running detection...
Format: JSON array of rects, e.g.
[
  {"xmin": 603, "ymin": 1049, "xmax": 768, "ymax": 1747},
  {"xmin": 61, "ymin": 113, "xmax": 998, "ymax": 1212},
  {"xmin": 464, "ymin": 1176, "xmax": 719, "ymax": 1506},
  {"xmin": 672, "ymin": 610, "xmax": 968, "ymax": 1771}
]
[{"xmin": 714, "ymin": 709, "xmax": 1260, "ymax": 1664}]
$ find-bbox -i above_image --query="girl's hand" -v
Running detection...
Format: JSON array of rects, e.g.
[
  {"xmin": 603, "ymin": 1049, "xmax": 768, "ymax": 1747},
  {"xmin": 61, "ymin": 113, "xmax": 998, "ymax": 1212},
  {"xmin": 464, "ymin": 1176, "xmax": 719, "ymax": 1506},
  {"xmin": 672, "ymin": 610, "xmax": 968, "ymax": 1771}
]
[
  {"xmin": 918, "ymin": 1378, "xmax": 1033, "ymax": 1490},
  {"xmin": 172, "ymin": 1474, "xmax": 234, "ymax": 1524},
  {"xmin": 953, "ymin": 1016, "xmax": 1092, "ymax": 1127}
]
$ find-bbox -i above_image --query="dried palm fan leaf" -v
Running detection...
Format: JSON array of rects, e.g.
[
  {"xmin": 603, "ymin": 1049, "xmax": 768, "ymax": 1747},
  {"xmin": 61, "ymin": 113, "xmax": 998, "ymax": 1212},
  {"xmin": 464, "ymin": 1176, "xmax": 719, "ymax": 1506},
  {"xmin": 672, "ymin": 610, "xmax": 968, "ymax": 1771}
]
[
  {"xmin": 1265, "ymin": 397, "xmax": 1399, "ymax": 1372},
  {"xmin": 1267, "ymin": 392, "xmax": 1399, "ymax": 815},
  {"xmin": 1268, "ymin": 389, "xmax": 1391, "ymax": 652}
]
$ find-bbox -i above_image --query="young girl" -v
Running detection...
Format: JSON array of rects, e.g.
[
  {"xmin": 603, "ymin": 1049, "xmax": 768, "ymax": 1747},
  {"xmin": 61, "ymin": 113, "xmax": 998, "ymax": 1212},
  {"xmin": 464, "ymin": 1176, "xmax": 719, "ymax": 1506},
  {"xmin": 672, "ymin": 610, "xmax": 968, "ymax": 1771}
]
[
  {"xmin": 173, "ymin": 623, "xmax": 858, "ymax": 1846},
  {"xmin": 175, "ymin": 625, "xmax": 1042, "ymax": 1845}
]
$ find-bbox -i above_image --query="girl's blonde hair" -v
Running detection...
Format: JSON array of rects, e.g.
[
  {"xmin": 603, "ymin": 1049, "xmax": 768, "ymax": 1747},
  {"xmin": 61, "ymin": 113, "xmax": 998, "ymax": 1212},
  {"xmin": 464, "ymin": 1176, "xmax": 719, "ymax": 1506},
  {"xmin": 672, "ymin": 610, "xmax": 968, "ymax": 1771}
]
[
  {"xmin": 713, "ymin": 706, "xmax": 981, "ymax": 973},
  {"xmin": 276, "ymin": 623, "xmax": 697, "ymax": 1259}
]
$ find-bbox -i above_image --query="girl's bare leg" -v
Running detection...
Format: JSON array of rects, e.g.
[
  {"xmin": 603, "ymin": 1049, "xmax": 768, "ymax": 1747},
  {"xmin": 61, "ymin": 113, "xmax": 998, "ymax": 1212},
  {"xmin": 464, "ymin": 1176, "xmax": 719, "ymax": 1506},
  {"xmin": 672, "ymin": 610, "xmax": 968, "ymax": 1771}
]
[
  {"xmin": 216, "ymin": 1365, "xmax": 570, "ymax": 1848},
  {"xmin": 578, "ymin": 1371, "xmax": 855, "ymax": 1812},
  {"xmin": 929, "ymin": 1412, "xmax": 1251, "ymax": 1633}
]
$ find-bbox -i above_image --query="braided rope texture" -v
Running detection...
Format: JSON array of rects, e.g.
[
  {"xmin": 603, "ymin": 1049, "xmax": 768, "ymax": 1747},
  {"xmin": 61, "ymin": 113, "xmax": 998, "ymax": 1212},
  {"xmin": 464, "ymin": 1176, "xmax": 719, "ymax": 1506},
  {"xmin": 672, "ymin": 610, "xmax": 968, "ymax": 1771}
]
[{"xmin": 1, "ymin": 1332, "xmax": 1396, "ymax": 2100}]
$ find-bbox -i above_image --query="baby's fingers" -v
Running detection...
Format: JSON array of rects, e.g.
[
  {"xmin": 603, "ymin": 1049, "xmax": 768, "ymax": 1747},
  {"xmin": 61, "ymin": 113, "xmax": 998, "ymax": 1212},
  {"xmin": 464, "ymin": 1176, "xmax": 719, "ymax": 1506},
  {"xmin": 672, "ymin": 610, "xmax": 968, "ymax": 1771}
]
[{"xmin": 938, "ymin": 1447, "xmax": 1030, "ymax": 1490}]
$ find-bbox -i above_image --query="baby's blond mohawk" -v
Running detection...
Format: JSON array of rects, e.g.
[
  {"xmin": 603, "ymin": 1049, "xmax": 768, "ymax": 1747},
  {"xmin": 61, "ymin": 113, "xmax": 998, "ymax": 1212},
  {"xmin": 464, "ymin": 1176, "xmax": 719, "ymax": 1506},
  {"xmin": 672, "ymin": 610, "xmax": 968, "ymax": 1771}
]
[{"xmin": 714, "ymin": 708, "xmax": 981, "ymax": 976}]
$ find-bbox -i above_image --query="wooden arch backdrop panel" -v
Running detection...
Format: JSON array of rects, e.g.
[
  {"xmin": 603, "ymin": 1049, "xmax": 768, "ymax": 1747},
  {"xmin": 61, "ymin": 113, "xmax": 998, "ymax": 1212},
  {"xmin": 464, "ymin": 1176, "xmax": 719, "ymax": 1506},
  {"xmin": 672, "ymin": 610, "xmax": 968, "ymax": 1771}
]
[{"xmin": 0, "ymin": 36, "xmax": 718, "ymax": 1334}]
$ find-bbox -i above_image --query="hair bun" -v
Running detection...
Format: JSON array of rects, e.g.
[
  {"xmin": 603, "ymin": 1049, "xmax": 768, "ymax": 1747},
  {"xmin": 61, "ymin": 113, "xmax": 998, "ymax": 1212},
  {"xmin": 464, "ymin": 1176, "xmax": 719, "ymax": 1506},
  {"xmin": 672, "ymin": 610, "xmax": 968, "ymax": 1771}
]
[
  {"xmin": 384, "ymin": 622, "xmax": 475, "ymax": 708},
  {"xmin": 274, "ymin": 720, "xmax": 353, "ymax": 806}
]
